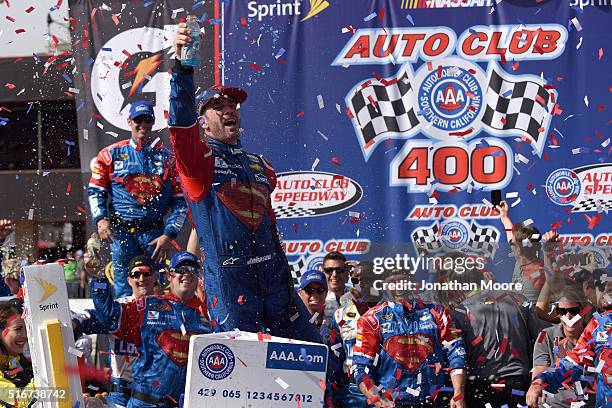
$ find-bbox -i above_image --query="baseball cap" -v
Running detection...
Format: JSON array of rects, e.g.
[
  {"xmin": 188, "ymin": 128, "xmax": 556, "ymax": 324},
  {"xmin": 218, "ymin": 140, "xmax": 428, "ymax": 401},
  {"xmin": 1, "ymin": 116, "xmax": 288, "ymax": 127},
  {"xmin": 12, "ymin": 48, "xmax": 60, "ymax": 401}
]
[
  {"xmin": 299, "ymin": 270, "xmax": 328, "ymax": 290},
  {"xmin": 127, "ymin": 255, "xmax": 154, "ymax": 275},
  {"xmin": 197, "ymin": 86, "xmax": 247, "ymax": 115},
  {"xmin": 169, "ymin": 251, "xmax": 200, "ymax": 270},
  {"xmin": 129, "ymin": 100, "xmax": 155, "ymax": 120}
]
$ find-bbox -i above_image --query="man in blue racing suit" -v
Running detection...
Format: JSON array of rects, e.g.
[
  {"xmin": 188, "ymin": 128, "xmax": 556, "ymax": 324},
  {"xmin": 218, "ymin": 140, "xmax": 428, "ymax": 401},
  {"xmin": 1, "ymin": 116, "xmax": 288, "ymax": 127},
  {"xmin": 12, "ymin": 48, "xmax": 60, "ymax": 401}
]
[
  {"xmin": 168, "ymin": 24, "xmax": 320, "ymax": 342},
  {"xmin": 91, "ymin": 251, "xmax": 210, "ymax": 408},
  {"xmin": 88, "ymin": 101, "xmax": 187, "ymax": 298}
]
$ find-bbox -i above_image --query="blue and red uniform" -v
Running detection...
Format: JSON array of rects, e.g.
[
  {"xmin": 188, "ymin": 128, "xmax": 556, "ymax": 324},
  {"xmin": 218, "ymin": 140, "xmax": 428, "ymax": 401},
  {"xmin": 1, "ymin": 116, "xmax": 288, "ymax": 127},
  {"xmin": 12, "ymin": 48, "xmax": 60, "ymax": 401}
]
[
  {"xmin": 88, "ymin": 139, "xmax": 187, "ymax": 298},
  {"xmin": 167, "ymin": 60, "xmax": 321, "ymax": 342},
  {"xmin": 352, "ymin": 300, "xmax": 466, "ymax": 406},
  {"xmin": 535, "ymin": 311, "xmax": 611, "ymax": 407},
  {"xmin": 90, "ymin": 277, "xmax": 210, "ymax": 408}
]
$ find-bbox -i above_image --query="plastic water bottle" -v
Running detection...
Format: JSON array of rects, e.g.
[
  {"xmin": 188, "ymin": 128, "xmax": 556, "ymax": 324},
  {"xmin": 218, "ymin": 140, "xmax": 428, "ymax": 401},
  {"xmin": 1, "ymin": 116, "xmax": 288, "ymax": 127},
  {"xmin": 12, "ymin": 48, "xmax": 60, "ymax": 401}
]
[{"xmin": 181, "ymin": 15, "xmax": 202, "ymax": 67}]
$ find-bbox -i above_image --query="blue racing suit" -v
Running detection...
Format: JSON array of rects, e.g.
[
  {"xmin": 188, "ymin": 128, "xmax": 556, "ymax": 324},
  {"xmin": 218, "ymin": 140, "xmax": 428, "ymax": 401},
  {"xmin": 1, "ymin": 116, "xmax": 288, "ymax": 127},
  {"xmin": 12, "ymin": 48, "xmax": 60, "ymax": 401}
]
[
  {"xmin": 91, "ymin": 277, "xmax": 211, "ymax": 407},
  {"xmin": 168, "ymin": 60, "xmax": 321, "ymax": 343},
  {"xmin": 88, "ymin": 138, "xmax": 187, "ymax": 298},
  {"xmin": 352, "ymin": 300, "xmax": 466, "ymax": 405},
  {"xmin": 535, "ymin": 311, "xmax": 611, "ymax": 407}
]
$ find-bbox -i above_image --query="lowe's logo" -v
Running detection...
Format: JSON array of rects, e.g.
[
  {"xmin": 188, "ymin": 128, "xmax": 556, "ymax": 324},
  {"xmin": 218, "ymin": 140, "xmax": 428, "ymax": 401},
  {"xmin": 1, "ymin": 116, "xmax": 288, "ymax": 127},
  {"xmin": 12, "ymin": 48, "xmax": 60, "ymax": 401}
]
[
  {"xmin": 266, "ymin": 343, "xmax": 327, "ymax": 372},
  {"xmin": 247, "ymin": 0, "xmax": 302, "ymax": 21}
]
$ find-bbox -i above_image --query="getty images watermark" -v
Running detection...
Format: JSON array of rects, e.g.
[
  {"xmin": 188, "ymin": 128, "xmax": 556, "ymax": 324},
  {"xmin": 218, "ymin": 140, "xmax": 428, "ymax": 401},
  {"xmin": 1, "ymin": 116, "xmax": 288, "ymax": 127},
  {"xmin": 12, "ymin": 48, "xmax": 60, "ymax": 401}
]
[{"xmin": 370, "ymin": 254, "xmax": 524, "ymax": 292}]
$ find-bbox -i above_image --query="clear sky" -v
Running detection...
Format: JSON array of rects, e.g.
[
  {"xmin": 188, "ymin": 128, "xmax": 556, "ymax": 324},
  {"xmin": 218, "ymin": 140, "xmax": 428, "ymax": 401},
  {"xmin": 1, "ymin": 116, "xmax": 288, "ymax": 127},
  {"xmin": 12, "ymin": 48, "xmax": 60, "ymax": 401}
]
[{"xmin": 0, "ymin": 0, "xmax": 70, "ymax": 58}]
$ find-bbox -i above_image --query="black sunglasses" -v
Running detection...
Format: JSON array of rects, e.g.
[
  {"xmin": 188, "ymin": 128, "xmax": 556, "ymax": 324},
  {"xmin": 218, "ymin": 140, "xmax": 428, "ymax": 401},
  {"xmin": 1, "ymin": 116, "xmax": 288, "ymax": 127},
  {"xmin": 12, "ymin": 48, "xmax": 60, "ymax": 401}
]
[
  {"xmin": 132, "ymin": 116, "xmax": 154, "ymax": 124},
  {"xmin": 129, "ymin": 270, "xmax": 154, "ymax": 279},
  {"xmin": 323, "ymin": 267, "xmax": 346, "ymax": 275},
  {"xmin": 557, "ymin": 306, "xmax": 581, "ymax": 316},
  {"xmin": 304, "ymin": 288, "xmax": 326, "ymax": 295},
  {"xmin": 171, "ymin": 265, "xmax": 200, "ymax": 276}
]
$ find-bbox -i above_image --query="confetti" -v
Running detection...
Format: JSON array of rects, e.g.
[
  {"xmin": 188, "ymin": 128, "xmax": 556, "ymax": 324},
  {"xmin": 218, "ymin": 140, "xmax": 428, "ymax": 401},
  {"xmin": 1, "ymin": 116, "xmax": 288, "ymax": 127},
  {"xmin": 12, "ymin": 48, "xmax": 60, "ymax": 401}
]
[
  {"xmin": 275, "ymin": 377, "xmax": 289, "ymax": 389},
  {"xmin": 363, "ymin": 12, "xmax": 377, "ymax": 21},
  {"xmin": 317, "ymin": 95, "xmax": 324, "ymax": 109}
]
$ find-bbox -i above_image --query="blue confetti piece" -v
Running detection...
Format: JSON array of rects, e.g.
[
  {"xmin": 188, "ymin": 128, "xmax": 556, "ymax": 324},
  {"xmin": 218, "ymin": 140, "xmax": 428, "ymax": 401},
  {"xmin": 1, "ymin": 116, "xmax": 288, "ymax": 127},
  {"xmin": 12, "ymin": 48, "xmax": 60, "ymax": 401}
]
[
  {"xmin": 73, "ymin": 401, "xmax": 80, "ymax": 408},
  {"xmin": 199, "ymin": 13, "xmax": 208, "ymax": 24},
  {"xmin": 27, "ymin": 102, "xmax": 34, "ymax": 114},
  {"xmin": 502, "ymin": 89, "xmax": 513, "ymax": 98},
  {"xmin": 42, "ymin": 172, "xmax": 50, "ymax": 177},
  {"xmin": 469, "ymin": 28, "xmax": 478, "ymax": 35},
  {"xmin": 86, "ymin": 57, "xmax": 94, "ymax": 66},
  {"xmin": 209, "ymin": 18, "xmax": 222, "ymax": 25},
  {"xmin": 439, "ymin": 386, "xmax": 454, "ymax": 393},
  {"xmin": 274, "ymin": 48, "xmax": 286, "ymax": 59},
  {"xmin": 96, "ymin": 93, "xmax": 103, "ymax": 101},
  {"xmin": 49, "ymin": 6, "xmax": 58, "ymax": 12},
  {"xmin": 491, "ymin": 151, "xmax": 505, "ymax": 157},
  {"xmin": 405, "ymin": 14, "xmax": 414, "ymax": 25},
  {"xmin": 101, "ymin": 47, "xmax": 112, "ymax": 52},
  {"xmin": 192, "ymin": 1, "xmax": 204, "ymax": 10},
  {"xmin": 62, "ymin": 74, "xmax": 73, "ymax": 84},
  {"xmin": 300, "ymin": 347, "xmax": 311, "ymax": 365},
  {"xmin": 363, "ymin": 13, "xmax": 377, "ymax": 22},
  {"xmin": 478, "ymin": 139, "xmax": 490, "ymax": 148},
  {"xmin": 511, "ymin": 389, "xmax": 525, "ymax": 397},
  {"xmin": 76, "ymin": 100, "xmax": 85, "ymax": 112},
  {"xmin": 143, "ymin": 1, "xmax": 155, "ymax": 7},
  {"xmin": 0, "ymin": 121, "xmax": 7, "ymax": 126},
  {"xmin": 535, "ymin": 8, "xmax": 542, "ymax": 15},
  {"xmin": 580, "ymin": 375, "xmax": 594, "ymax": 382}
]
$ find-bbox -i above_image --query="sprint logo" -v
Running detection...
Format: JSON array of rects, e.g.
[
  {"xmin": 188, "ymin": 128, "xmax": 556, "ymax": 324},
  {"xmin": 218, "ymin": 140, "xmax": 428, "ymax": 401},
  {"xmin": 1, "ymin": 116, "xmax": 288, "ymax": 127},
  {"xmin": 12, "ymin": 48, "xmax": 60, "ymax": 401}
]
[{"xmin": 35, "ymin": 277, "xmax": 57, "ymax": 302}]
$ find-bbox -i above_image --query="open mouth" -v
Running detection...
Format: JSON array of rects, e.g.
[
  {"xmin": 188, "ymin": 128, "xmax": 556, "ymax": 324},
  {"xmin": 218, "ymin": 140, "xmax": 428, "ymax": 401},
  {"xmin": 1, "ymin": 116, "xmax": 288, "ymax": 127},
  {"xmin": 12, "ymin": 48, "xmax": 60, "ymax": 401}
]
[{"xmin": 223, "ymin": 119, "xmax": 237, "ymax": 128}]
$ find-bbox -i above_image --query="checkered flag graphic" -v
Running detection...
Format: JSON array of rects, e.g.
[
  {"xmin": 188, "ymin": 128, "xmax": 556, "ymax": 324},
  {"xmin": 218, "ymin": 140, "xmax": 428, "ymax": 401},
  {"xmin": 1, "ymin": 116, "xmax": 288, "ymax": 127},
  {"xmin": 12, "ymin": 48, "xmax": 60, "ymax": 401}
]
[
  {"xmin": 467, "ymin": 223, "xmax": 499, "ymax": 257},
  {"xmin": 411, "ymin": 224, "xmax": 443, "ymax": 252},
  {"xmin": 482, "ymin": 65, "xmax": 555, "ymax": 156},
  {"xmin": 571, "ymin": 198, "xmax": 612, "ymax": 213},
  {"xmin": 274, "ymin": 205, "xmax": 316, "ymax": 219},
  {"xmin": 349, "ymin": 68, "xmax": 420, "ymax": 152},
  {"xmin": 289, "ymin": 257, "xmax": 306, "ymax": 286}
]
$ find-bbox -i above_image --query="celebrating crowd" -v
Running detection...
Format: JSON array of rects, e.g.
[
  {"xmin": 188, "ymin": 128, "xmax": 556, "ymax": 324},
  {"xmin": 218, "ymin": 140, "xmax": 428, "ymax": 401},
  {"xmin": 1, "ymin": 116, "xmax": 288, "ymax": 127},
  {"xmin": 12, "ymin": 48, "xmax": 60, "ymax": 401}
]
[{"xmin": 0, "ymin": 22, "xmax": 609, "ymax": 408}]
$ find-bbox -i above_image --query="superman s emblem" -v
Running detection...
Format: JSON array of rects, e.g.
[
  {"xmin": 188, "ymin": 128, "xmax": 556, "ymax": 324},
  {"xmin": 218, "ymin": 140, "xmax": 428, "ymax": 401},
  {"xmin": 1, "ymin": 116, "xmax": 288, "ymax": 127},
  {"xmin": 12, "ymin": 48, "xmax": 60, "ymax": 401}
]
[
  {"xmin": 384, "ymin": 334, "xmax": 434, "ymax": 372},
  {"xmin": 216, "ymin": 182, "xmax": 270, "ymax": 232},
  {"xmin": 156, "ymin": 329, "xmax": 192, "ymax": 366},
  {"xmin": 124, "ymin": 174, "xmax": 163, "ymax": 205}
]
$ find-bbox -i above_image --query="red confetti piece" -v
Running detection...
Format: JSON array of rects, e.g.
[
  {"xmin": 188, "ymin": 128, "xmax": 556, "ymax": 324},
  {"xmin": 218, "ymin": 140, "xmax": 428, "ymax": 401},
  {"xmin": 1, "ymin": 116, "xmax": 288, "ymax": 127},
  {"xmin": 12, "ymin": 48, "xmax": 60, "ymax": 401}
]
[
  {"xmin": 584, "ymin": 213, "xmax": 601, "ymax": 230},
  {"xmin": 427, "ymin": 61, "xmax": 433, "ymax": 71},
  {"xmin": 14, "ymin": 28, "xmax": 25, "ymax": 34},
  {"xmin": 512, "ymin": 62, "xmax": 519, "ymax": 71},
  {"xmin": 598, "ymin": 48, "xmax": 604, "ymax": 60},
  {"xmin": 293, "ymin": 223, "xmax": 298, "ymax": 234},
  {"xmin": 152, "ymin": 380, "xmax": 160, "ymax": 387},
  {"xmin": 449, "ymin": 128, "xmax": 473, "ymax": 137},
  {"xmin": 331, "ymin": 157, "xmax": 341, "ymax": 166},
  {"xmin": 437, "ymin": 65, "xmax": 442, "ymax": 78},
  {"xmin": 211, "ymin": 296, "xmax": 218, "ymax": 309},
  {"xmin": 66, "ymin": 182, "xmax": 71, "ymax": 193},
  {"xmin": 248, "ymin": 63, "xmax": 263, "ymax": 71},
  {"xmin": 25, "ymin": 6, "xmax": 34, "ymax": 13},
  {"xmin": 240, "ymin": 17, "xmax": 247, "ymax": 27},
  {"xmin": 5, "ymin": 16, "xmax": 15, "ymax": 22},
  {"xmin": 4, "ymin": 83, "xmax": 15, "ymax": 90},
  {"xmin": 453, "ymin": 393, "xmax": 464, "ymax": 402},
  {"xmin": 237, "ymin": 295, "xmax": 245, "ymax": 305},
  {"xmin": 471, "ymin": 335, "xmax": 483, "ymax": 346},
  {"xmin": 112, "ymin": 15, "xmax": 120, "ymax": 26},
  {"xmin": 499, "ymin": 337, "xmax": 509, "ymax": 355},
  {"xmin": 170, "ymin": 240, "xmax": 181, "ymax": 250},
  {"xmin": 527, "ymin": 183, "xmax": 534, "ymax": 190},
  {"xmin": 295, "ymin": 111, "xmax": 304, "ymax": 118},
  {"xmin": 596, "ymin": 105, "xmax": 604, "ymax": 111}
]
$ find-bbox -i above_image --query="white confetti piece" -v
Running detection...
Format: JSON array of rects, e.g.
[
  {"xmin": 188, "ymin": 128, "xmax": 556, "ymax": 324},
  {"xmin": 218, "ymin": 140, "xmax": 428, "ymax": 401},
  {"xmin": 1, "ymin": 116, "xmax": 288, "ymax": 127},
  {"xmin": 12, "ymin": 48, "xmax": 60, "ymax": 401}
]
[
  {"xmin": 289, "ymin": 312, "xmax": 299, "ymax": 322},
  {"xmin": 308, "ymin": 312, "xmax": 319, "ymax": 324},
  {"xmin": 514, "ymin": 153, "xmax": 529, "ymax": 164},
  {"xmin": 595, "ymin": 360, "xmax": 605, "ymax": 373},
  {"xmin": 105, "ymin": 131, "xmax": 118, "ymax": 138},
  {"xmin": 316, "ymin": 130, "xmax": 328, "ymax": 141},
  {"xmin": 356, "ymin": 229, "xmax": 360, "ymax": 237},
  {"xmin": 572, "ymin": 148, "xmax": 582, "ymax": 155},
  {"xmin": 16, "ymin": 89, "xmax": 25, "ymax": 96},
  {"xmin": 505, "ymin": 191, "xmax": 519, "ymax": 199},
  {"xmin": 576, "ymin": 37, "xmax": 583, "ymax": 50},
  {"xmin": 83, "ymin": 129, "xmax": 89, "ymax": 141},
  {"xmin": 121, "ymin": 81, "xmax": 133, "ymax": 90},
  {"xmin": 336, "ymin": 103, "xmax": 341, "ymax": 113},
  {"xmin": 349, "ymin": 211, "xmax": 360, "ymax": 218},
  {"xmin": 602, "ymin": 138, "xmax": 610, "ymax": 148},
  {"xmin": 482, "ymin": 198, "xmax": 493, "ymax": 207},
  {"xmin": 428, "ymin": 197, "xmax": 438, "ymax": 205},
  {"xmin": 96, "ymin": 121, "xmax": 104, "ymax": 130},
  {"xmin": 143, "ymin": 74, "xmax": 152, "ymax": 81},
  {"xmin": 451, "ymin": 368, "xmax": 464, "ymax": 376},
  {"xmin": 68, "ymin": 346, "xmax": 84, "ymax": 357},
  {"xmin": 317, "ymin": 95, "xmax": 324, "ymax": 109},
  {"xmin": 171, "ymin": 8, "xmax": 184, "ymax": 19},
  {"xmin": 150, "ymin": 137, "xmax": 161, "ymax": 148},
  {"xmin": 575, "ymin": 381, "xmax": 583, "ymax": 395},
  {"xmin": 406, "ymin": 387, "xmax": 420, "ymax": 397},
  {"xmin": 311, "ymin": 158, "xmax": 320, "ymax": 171},
  {"xmin": 523, "ymin": 218, "xmax": 534, "ymax": 226},
  {"xmin": 275, "ymin": 377, "xmax": 289, "ymax": 389},
  {"xmin": 27, "ymin": 209, "xmax": 34, "ymax": 220},
  {"xmin": 571, "ymin": 17, "xmax": 582, "ymax": 32},
  {"xmin": 584, "ymin": 95, "xmax": 589, "ymax": 107},
  {"xmin": 560, "ymin": 314, "xmax": 581, "ymax": 327},
  {"xmin": 511, "ymin": 198, "xmax": 521, "ymax": 207}
]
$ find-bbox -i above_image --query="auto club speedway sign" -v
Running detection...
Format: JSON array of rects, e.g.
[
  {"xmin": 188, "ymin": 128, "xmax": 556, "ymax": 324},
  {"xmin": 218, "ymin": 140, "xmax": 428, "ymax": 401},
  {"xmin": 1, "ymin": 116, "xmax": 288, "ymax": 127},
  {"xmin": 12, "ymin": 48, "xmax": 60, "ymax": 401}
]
[{"xmin": 216, "ymin": 1, "xmax": 611, "ymax": 281}]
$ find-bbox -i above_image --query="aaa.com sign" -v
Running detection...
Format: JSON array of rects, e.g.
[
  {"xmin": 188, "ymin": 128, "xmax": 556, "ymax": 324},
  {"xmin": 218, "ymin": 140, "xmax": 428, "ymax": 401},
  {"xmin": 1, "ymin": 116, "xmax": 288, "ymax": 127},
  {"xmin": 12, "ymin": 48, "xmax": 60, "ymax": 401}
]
[{"xmin": 272, "ymin": 171, "xmax": 363, "ymax": 219}]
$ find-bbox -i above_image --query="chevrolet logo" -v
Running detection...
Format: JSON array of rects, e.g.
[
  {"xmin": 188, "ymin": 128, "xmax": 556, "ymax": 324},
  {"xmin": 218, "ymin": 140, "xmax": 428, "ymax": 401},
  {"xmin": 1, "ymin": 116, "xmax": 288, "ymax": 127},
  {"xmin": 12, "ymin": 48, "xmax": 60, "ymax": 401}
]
[{"xmin": 35, "ymin": 278, "xmax": 57, "ymax": 302}]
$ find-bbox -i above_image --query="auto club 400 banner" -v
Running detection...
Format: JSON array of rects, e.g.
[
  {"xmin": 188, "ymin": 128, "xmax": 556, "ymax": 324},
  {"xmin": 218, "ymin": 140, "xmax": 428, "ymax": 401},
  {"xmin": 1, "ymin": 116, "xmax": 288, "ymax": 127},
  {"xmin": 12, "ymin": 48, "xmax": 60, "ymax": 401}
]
[{"xmin": 220, "ymin": 0, "xmax": 611, "ymax": 281}]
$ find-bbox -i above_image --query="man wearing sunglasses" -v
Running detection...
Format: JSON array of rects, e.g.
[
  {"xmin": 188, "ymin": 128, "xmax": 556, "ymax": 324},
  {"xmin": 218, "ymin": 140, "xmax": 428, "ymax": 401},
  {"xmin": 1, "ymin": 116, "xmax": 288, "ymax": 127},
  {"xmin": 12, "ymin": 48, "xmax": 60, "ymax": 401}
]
[
  {"xmin": 527, "ymin": 285, "xmax": 612, "ymax": 408},
  {"xmin": 88, "ymin": 100, "xmax": 188, "ymax": 299},
  {"xmin": 529, "ymin": 294, "xmax": 593, "ymax": 408},
  {"xmin": 167, "ymin": 27, "xmax": 321, "ymax": 343},
  {"xmin": 74, "ymin": 255, "xmax": 157, "ymax": 408},
  {"xmin": 322, "ymin": 251, "xmax": 351, "ymax": 323},
  {"xmin": 91, "ymin": 251, "xmax": 210, "ymax": 408},
  {"xmin": 297, "ymin": 270, "xmax": 329, "ymax": 331}
]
